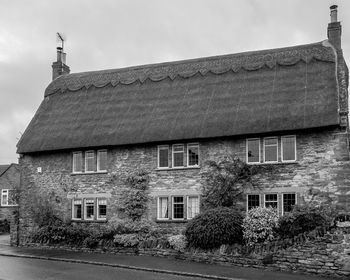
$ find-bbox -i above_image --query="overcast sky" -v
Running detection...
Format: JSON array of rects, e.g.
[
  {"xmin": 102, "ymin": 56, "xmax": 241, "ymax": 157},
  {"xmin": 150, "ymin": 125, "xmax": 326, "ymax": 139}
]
[{"xmin": 0, "ymin": 0, "xmax": 349, "ymax": 164}]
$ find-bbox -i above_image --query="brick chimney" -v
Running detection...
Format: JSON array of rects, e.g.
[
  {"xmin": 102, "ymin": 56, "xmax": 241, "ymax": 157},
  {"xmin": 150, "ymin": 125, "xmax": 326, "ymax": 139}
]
[
  {"xmin": 327, "ymin": 5, "xmax": 342, "ymax": 50},
  {"xmin": 52, "ymin": 47, "xmax": 70, "ymax": 80}
]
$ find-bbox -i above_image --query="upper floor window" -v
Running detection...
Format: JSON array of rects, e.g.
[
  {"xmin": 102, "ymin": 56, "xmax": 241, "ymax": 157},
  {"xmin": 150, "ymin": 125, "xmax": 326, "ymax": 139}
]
[
  {"xmin": 247, "ymin": 139, "xmax": 260, "ymax": 164},
  {"xmin": 281, "ymin": 136, "xmax": 296, "ymax": 162},
  {"xmin": 187, "ymin": 144, "xmax": 199, "ymax": 167},
  {"xmin": 158, "ymin": 145, "xmax": 169, "ymax": 168},
  {"xmin": 72, "ymin": 149, "xmax": 108, "ymax": 174},
  {"xmin": 172, "ymin": 144, "xmax": 184, "ymax": 168},
  {"xmin": 1, "ymin": 189, "xmax": 17, "ymax": 207},
  {"xmin": 263, "ymin": 137, "xmax": 278, "ymax": 163}
]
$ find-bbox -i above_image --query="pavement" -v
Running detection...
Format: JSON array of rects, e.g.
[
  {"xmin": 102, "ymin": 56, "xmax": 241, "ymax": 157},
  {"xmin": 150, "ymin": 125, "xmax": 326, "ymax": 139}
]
[{"xmin": 0, "ymin": 234, "xmax": 336, "ymax": 280}]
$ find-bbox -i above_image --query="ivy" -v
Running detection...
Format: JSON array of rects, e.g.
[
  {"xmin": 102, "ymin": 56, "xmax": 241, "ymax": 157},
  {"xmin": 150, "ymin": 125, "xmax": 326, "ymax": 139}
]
[{"xmin": 120, "ymin": 169, "xmax": 150, "ymax": 221}]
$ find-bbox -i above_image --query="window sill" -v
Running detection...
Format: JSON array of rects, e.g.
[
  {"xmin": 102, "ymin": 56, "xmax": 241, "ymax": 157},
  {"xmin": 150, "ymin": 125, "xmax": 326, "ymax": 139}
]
[
  {"xmin": 247, "ymin": 161, "xmax": 298, "ymax": 166},
  {"xmin": 71, "ymin": 219, "xmax": 107, "ymax": 223},
  {"xmin": 71, "ymin": 171, "xmax": 108, "ymax": 176},
  {"xmin": 156, "ymin": 166, "xmax": 200, "ymax": 171},
  {"xmin": 0, "ymin": 205, "xmax": 18, "ymax": 208},
  {"xmin": 156, "ymin": 219, "xmax": 188, "ymax": 223}
]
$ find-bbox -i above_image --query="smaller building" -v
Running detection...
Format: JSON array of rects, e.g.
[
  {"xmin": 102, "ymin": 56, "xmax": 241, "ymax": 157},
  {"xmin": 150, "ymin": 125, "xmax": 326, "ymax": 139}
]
[{"xmin": 0, "ymin": 164, "xmax": 20, "ymax": 220}]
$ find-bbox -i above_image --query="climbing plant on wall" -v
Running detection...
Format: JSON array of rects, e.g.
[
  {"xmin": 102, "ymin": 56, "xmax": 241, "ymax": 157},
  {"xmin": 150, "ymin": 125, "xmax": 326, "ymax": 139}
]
[{"xmin": 120, "ymin": 169, "xmax": 150, "ymax": 221}]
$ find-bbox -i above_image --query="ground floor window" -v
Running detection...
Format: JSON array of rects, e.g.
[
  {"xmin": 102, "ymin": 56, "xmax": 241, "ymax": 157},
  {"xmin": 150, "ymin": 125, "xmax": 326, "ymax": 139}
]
[
  {"xmin": 247, "ymin": 194, "xmax": 260, "ymax": 210},
  {"xmin": 246, "ymin": 193, "xmax": 297, "ymax": 215},
  {"xmin": 157, "ymin": 195, "xmax": 199, "ymax": 221},
  {"xmin": 265, "ymin": 194, "xmax": 278, "ymax": 209},
  {"xmin": 0, "ymin": 189, "xmax": 17, "ymax": 206},
  {"xmin": 282, "ymin": 193, "xmax": 296, "ymax": 214},
  {"xmin": 72, "ymin": 198, "xmax": 107, "ymax": 221}
]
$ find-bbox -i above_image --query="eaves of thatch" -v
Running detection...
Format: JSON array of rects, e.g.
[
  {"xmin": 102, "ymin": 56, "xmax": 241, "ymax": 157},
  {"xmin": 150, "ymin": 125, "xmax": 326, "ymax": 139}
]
[{"xmin": 17, "ymin": 40, "xmax": 343, "ymax": 154}]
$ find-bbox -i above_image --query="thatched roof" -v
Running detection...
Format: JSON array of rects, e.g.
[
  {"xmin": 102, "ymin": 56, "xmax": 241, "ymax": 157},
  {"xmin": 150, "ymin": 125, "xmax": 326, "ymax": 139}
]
[{"xmin": 17, "ymin": 41, "xmax": 341, "ymax": 153}]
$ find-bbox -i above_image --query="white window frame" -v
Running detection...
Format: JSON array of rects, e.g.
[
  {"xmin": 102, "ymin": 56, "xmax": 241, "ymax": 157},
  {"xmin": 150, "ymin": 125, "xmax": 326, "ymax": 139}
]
[
  {"xmin": 84, "ymin": 198, "xmax": 95, "ymax": 220},
  {"xmin": 246, "ymin": 194, "xmax": 261, "ymax": 212},
  {"xmin": 157, "ymin": 145, "xmax": 169, "ymax": 169},
  {"xmin": 97, "ymin": 150, "xmax": 108, "ymax": 172},
  {"xmin": 282, "ymin": 193, "xmax": 297, "ymax": 215},
  {"xmin": 72, "ymin": 151, "xmax": 83, "ymax": 173},
  {"xmin": 72, "ymin": 199, "xmax": 82, "ymax": 220},
  {"xmin": 281, "ymin": 135, "xmax": 297, "ymax": 162},
  {"xmin": 85, "ymin": 151, "xmax": 95, "ymax": 173},
  {"xmin": 157, "ymin": 196, "xmax": 169, "ymax": 220},
  {"xmin": 172, "ymin": 144, "xmax": 184, "ymax": 168},
  {"xmin": 246, "ymin": 138, "xmax": 261, "ymax": 164},
  {"xmin": 187, "ymin": 143, "xmax": 200, "ymax": 167},
  {"xmin": 187, "ymin": 196, "xmax": 200, "ymax": 220},
  {"xmin": 264, "ymin": 193, "xmax": 278, "ymax": 209},
  {"xmin": 263, "ymin": 137, "xmax": 278, "ymax": 163},
  {"xmin": 172, "ymin": 196, "xmax": 185, "ymax": 220},
  {"xmin": 1, "ymin": 189, "xmax": 8, "ymax": 206},
  {"xmin": 97, "ymin": 198, "xmax": 107, "ymax": 220}
]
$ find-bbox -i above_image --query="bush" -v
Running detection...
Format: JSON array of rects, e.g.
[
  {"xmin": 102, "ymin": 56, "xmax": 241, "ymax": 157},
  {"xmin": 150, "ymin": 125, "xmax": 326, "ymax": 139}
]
[
  {"xmin": 276, "ymin": 203, "xmax": 331, "ymax": 239},
  {"xmin": 243, "ymin": 207, "xmax": 279, "ymax": 246},
  {"xmin": 185, "ymin": 207, "xmax": 243, "ymax": 249},
  {"xmin": 114, "ymin": 234, "xmax": 140, "ymax": 247},
  {"xmin": 0, "ymin": 219, "xmax": 10, "ymax": 233},
  {"xmin": 168, "ymin": 235, "xmax": 187, "ymax": 252}
]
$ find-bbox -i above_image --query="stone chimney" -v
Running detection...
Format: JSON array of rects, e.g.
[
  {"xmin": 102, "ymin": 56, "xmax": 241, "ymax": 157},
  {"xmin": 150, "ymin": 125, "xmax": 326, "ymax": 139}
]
[
  {"xmin": 52, "ymin": 47, "xmax": 70, "ymax": 80},
  {"xmin": 327, "ymin": 5, "xmax": 342, "ymax": 50}
]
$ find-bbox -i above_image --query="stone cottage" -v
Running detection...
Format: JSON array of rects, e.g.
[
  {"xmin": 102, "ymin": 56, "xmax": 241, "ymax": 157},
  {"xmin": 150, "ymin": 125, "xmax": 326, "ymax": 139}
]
[
  {"xmin": 0, "ymin": 164, "xmax": 19, "ymax": 221},
  {"xmin": 16, "ymin": 6, "xmax": 348, "ymax": 243}
]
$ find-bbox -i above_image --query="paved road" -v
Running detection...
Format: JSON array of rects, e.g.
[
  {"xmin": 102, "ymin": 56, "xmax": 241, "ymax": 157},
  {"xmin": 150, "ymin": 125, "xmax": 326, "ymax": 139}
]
[{"xmin": 0, "ymin": 256, "xmax": 206, "ymax": 280}]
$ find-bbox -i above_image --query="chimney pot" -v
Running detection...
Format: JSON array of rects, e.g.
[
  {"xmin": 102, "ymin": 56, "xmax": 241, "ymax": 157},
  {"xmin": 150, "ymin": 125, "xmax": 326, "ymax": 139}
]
[{"xmin": 330, "ymin": 5, "xmax": 338, "ymax": 23}]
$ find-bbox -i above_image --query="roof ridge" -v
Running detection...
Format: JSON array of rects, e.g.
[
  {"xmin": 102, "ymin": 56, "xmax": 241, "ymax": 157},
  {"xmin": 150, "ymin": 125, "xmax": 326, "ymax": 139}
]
[{"xmin": 44, "ymin": 41, "xmax": 335, "ymax": 97}]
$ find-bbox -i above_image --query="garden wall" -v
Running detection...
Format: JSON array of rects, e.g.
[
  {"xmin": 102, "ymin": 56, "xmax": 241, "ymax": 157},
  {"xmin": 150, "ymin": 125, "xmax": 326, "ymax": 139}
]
[{"xmin": 22, "ymin": 226, "xmax": 350, "ymax": 278}]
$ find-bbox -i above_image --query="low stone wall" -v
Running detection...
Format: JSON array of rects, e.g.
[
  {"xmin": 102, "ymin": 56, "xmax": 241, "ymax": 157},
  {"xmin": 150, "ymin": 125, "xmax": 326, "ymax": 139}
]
[{"xmin": 21, "ymin": 227, "xmax": 350, "ymax": 278}]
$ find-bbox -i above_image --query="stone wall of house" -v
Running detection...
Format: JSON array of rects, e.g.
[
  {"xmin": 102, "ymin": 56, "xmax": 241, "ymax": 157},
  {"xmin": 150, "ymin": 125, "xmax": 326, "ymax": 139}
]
[
  {"xmin": 16, "ymin": 126, "xmax": 350, "ymax": 244},
  {"xmin": 0, "ymin": 164, "xmax": 20, "ymax": 221}
]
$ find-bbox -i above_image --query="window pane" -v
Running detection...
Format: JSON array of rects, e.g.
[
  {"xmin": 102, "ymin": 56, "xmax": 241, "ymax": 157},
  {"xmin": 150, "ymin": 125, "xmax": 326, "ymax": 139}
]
[
  {"xmin": 187, "ymin": 196, "xmax": 199, "ymax": 219},
  {"xmin": 282, "ymin": 136, "xmax": 296, "ymax": 161},
  {"xmin": 158, "ymin": 146, "xmax": 169, "ymax": 168},
  {"xmin": 85, "ymin": 199, "xmax": 95, "ymax": 219},
  {"xmin": 265, "ymin": 194, "xmax": 278, "ymax": 209},
  {"xmin": 1, "ymin": 190, "xmax": 8, "ymax": 206},
  {"xmin": 98, "ymin": 199, "xmax": 107, "ymax": 219},
  {"xmin": 85, "ymin": 151, "xmax": 95, "ymax": 172},
  {"xmin": 173, "ymin": 145, "xmax": 184, "ymax": 167},
  {"xmin": 173, "ymin": 196, "xmax": 184, "ymax": 219},
  {"xmin": 97, "ymin": 150, "xmax": 107, "ymax": 171},
  {"xmin": 247, "ymin": 194, "xmax": 260, "ymax": 210},
  {"xmin": 73, "ymin": 152, "xmax": 83, "ymax": 172},
  {"xmin": 158, "ymin": 197, "xmax": 168, "ymax": 219},
  {"xmin": 247, "ymin": 139, "xmax": 260, "ymax": 163},
  {"xmin": 188, "ymin": 144, "xmax": 199, "ymax": 166},
  {"xmin": 283, "ymin": 194, "xmax": 296, "ymax": 213},
  {"xmin": 264, "ymin": 138, "xmax": 278, "ymax": 162},
  {"xmin": 73, "ymin": 200, "xmax": 82, "ymax": 219}
]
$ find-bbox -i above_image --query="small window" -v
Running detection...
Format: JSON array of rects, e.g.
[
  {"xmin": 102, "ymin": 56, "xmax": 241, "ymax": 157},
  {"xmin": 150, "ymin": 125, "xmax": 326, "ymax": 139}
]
[
  {"xmin": 172, "ymin": 196, "xmax": 184, "ymax": 219},
  {"xmin": 72, "ymin": 199, "xmax": 82, "ymax": 220},
  {"xmin": 281, "ymin": 136, "xmax": 296, "ymax": 162},
  {"xmin": 1, "ymin": 189, "xmax": 17, "ymax": 206},
  {"xmin": 172, "ymin": 144, "xmax": 184, "ymax": 168},
  {"xmin": 73, "ymin": 152, "xmax": 83, "ymax": 173},
  {"xmin": 85, "ymin": 151, "xmax": 95, "ymax": 172},
  {"xmin": 247, "ymin": 139, "xmax": 260, "ymax": 163},
  {"xmin": 97, "ymin": 150, "xmax": 108, "ymax": 172},
  {"xmin": 264, "ymin": 137, "xmax": 278, "ymax": 163},
  {"xmin": 84, "ymin": 199, "xmax": 95, "ymax": 220},
  {"xmin": 247, "ymin": 194, "xmax": 260, "ymax": 211},
  {"xmin": 265, "ymin": 194, "xmax": 278, "ymax": 209},
  {"xmin": 97, "ymin": 198, "xmax": 107, "ymax": 220},
  {"xmin": 157, "ymin": 197, "xmax": 169, "ymax": 220},
  {"xmin": 187, "ymin": 144, "xmax": 199, "ymax": 167},
  {"xmin": 283, "ymin": 193, "xmax": 296, "ymax": 214},
  {"xmin": 158, "ymin": 146, "xmax": 169, "ymax": 168},
  {"xmin": 187, "ymin": 196, "xmax": 199, "ymax": 219},
  {"xmin": 1, "ymin": 189, "xmax": 8, "ymax": 206}
]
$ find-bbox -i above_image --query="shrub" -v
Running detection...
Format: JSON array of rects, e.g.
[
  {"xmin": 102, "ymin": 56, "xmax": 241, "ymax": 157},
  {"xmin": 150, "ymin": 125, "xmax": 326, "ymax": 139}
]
[
  {"xmin": 243, "ymin": 207, "xmax": 279, "ymax": 246},
  {"xmin": 276, "ymin": 203, "xmax": 332, "ymax": 239},
  {"xmin": 114, "ymin": 234, "xmax": 140, "ymax": 247},
  {"xmin": 185, "ymin": 207, "xmax": 243, "ymax": 249},
  {"xmin": 168, "ymin": 235, "xmax": 187, "ymax": 252},
  {"xmin": 0, "ymin": 219, "xmax": 10, "ymax": 233}
]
